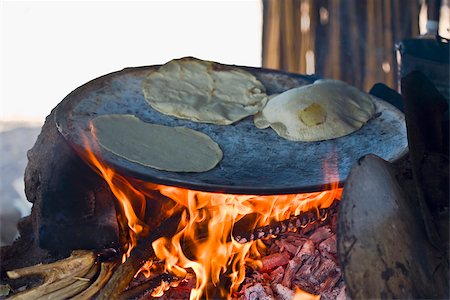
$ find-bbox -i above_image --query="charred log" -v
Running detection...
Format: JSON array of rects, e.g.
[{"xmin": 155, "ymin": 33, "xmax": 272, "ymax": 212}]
[
  {"xmin": 120, "ymin": 273, "xmax": 174, "ymax": 300},
  {"xmin": 97, "ymin": 210, "xmax": 183, "ymax": 300},
  {"xmin": 234, "ymin": 201, "xmax": 339, "ymax": 244}
]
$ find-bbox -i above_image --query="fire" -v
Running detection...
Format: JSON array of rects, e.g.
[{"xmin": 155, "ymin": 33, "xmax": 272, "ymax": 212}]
[
  {"xmin": 78, "ymin": 131, "xmax": 149, "ymax": 261},
  {"xmin": 293, "ymin": 287, "xmax": 321, "ymax": 300},
  {"xmin": 77, "ymin": 123, "xmax": 342, "ymax": 299}
]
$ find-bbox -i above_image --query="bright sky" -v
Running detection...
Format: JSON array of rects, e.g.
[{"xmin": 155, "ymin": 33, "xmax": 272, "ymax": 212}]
[{"xmin": 0, "ymin": 0, "xmax": 263, "ymax": 122}]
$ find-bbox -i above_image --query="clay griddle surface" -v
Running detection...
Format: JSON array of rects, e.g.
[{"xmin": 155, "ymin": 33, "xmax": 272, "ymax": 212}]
[{"xmin": 55, "ymin": 65, "xmax": 408, "ymax": 194}]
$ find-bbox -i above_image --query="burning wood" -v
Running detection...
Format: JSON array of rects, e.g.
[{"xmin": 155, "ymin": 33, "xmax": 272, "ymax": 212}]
[
  {"xmin": 64, "ymin": 116, "xmax": 344, "ymax": 300},
  {"xmin": 118, "ymin": 206, "xmax": 343, "ymax": 300},
  {"xmin": 234, "ymin": 202, "xmax": 339, "ymax": 244},
  {"xmin": 96, "ymin": 210, "xmax": 183, "ymax": 300},
  {"xmin": 121, "ymin": 272, "xmax": 174, "ymax": 299},
  {"xmin": 260, "ymin": 253, "xmax": 291, "ymax": 272}
]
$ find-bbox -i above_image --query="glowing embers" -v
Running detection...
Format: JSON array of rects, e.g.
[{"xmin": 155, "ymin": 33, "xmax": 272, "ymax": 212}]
[{"xmin": 130, "ymin": 182, "xmax": 342, "ymax": 299}]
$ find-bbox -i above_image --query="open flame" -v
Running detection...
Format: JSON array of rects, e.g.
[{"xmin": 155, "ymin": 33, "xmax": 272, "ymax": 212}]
[{"xmin": 77, "ymin": 124, "xmax": 342, "ymax": 299}]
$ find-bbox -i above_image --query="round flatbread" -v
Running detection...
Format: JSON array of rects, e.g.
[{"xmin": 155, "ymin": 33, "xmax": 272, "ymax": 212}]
[
  {"xmin": 254, "ymin": 79, "xmax": 376, "ymax": 142},
  {"xmin": 92, "ymin": 115, "xmax": 223, "ymax": 172},
  {"xmin": 142, "ymin": 57, "xmax": 268, "ymax": 125}
]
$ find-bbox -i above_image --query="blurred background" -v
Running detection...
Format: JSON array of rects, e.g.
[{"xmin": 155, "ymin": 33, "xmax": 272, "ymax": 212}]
[{"xmin": 1, "ymin": 0, "xmax": 449, "ymax": 245}]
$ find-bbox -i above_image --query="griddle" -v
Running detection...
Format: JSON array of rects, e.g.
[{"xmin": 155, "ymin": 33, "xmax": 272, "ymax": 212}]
[{"xmin": 55, "ymin": 64, "xmax": 408, "ymax": 195}]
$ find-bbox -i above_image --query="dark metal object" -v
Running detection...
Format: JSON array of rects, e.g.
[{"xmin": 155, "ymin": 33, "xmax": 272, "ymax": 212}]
[
  {"xmin": 401, "ymin": 70, "xmax": 449, "ymax": 248},
  {"xmin": 55, "ymin": 65, "xmax": 407, "ymax": 194},
  {"xmin": 397, "ymin": 36, "xmax": 450, "ymax": 105},
  {"xmin": 369, "ymin": 83, "xmax": 404, "ymax": 112},
  {"xmin": 337, "ymin": 154, "xmax": 449, "ymax": 299}
]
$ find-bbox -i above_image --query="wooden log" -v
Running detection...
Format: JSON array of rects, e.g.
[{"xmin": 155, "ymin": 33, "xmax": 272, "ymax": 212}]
[
  {"xmin": 97, "ymin": 210, "xmax": 183, "ymax": 300},
  {"xmin": 72, "ymin": 261, "xmax": 118, "ymax": 300},
  {"xmin": 119, "ymin": 273, "xmax": 174, "ymax": 300},
  {"xmin": 233, "ymin": 201, "xmax": 339, "ymax": 244},
  {"xmin": 6, "ymin": 250, "xmax": 97, "ymax": 300},
  {"xmin": 260, "ymin": 252, "xmax": 291, "ymax": 272}
]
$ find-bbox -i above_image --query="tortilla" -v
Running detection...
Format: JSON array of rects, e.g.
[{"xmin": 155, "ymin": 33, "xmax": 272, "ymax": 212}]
[
  {"xmin": 92, "ymin": 114, "xmax": 223, "ymax": 172},
  {"xmin": 142, "ymin": 57, "xmax": 268, "ymax": 125},
  {"xmin": 254, "ymin": 79, "xmax": 376, "ymax": 142}
]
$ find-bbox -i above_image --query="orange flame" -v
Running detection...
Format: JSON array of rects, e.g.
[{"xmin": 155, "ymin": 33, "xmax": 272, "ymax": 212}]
[
  {"xmin": 77, "ymin": 123, "xmax": 342, "ymax": 299},
  {"xmin": 293, "ymin": 287, "xmax": 321, "ymax": 300},
  {"xmin": 77, "ymin": 125, "xmax": 149, "ymax": 261},
  {"xmin": 143, "ymin": 179, "xmax": 341, "ymax": 299}
]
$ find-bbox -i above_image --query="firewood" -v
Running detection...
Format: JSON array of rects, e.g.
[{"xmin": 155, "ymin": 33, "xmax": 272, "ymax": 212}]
[
  {"xmin": 297, "ymin": 239, "xmax": 315, "ymax": 257},
  {"xmin": 37, "ymin": 263, "xmax": 99, "ymax": 299},
  {"xmin": 234, "ymin": 201, "xmax": 339, "ymax": 244},
  {"xmin": 284, "ymin": 234, "xmax": 307, "ymax": 246},
  {"xmin": 6, "ymin": 250, "xmax": 96, "ymax": 300},
  {"xmin": 96, "ymin": 210, "xmax": 183, "ymax": 300},
  {"xmin": 319, "ymin": 270, "xmax": 341, "ymax": 292},
  {"xmin": 311, "ymin": 258, "xmax": 336, "ymax": 283},
  {"xmin": 269, "ymin": 266, "xmax": 285, "ymax": 284},
  {"xmin": 72, "ymin": 261, "xmax": 118, "ymax": 300},
  {"xmin": 318, "ymin": 235, "xmax": 336, "ymax": 255},
  {"xmin": 260, "ymin": 252, "xmax": 290, "ymax": 272},
  {"xmin": 296, "ymin": 256, "xmax": 320, "ymax": 279},
  {"xmin": 119, "ymin": 272, "xmax": 173, "ymax": 300},
  {"xmin": 275, "ymin": 239, "xmax": 303, "ymax": 255},
  {"xmin": 281, "ymin": 257, "xmax": 302, "ymax": 288},
  {"xmin": 308, "ymin": 226, "xmax": 332, "ymax": 244}
]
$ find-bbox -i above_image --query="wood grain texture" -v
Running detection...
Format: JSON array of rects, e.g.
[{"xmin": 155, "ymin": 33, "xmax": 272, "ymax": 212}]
[{"xmin": 262, "ymin": 0, "xmax": 422, "ymax": 91}]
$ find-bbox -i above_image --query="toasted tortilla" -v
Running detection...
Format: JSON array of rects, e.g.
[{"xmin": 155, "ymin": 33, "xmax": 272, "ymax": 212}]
[
  {"xmin": 142, "ymin": 57, "xmax": 268, "ymax": 125},
  {"xmin": 254, "ymin": 79, "xmax": 376, "ymax": 142},
  {"xmin": 92, "ymin": 115, "xmax": 223, "ymax": 172}
]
